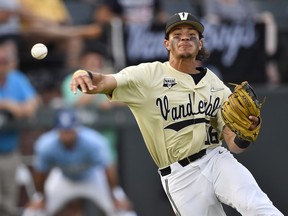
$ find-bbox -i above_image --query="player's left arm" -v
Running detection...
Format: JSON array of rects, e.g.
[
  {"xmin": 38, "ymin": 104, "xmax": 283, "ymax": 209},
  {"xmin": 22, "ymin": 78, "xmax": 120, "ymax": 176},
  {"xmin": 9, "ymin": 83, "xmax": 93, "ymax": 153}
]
[
  {"xmin": 93, "ymin": 136, "xmax": 133, "ymax": 210},
  {"xmin": 223, "ymin": 116, "xmax": 260, "ymax": 154},
  {"xmin": 105, "ymin": 165, "xmax": 133, "ymax": 210}
]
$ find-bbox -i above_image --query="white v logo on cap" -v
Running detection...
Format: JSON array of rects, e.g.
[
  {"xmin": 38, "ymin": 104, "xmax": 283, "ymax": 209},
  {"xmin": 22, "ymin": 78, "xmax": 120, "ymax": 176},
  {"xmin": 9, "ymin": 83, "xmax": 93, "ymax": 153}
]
[{"xmin": 178, "ymin": 12, "xmax": 189, "ymax": 20}]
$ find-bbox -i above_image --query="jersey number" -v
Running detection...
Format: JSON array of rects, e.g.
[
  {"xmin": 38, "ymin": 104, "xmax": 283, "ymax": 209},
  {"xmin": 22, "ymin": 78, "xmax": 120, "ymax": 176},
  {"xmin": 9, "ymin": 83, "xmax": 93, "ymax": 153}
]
[{"xmin": 205, "ymin": 126, "xmax": 219, "ymax": 145}]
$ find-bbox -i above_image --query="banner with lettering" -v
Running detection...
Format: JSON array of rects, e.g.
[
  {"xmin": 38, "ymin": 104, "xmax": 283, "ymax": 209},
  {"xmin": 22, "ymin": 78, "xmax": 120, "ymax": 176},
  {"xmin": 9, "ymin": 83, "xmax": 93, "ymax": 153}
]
[
  {"xmin": 203, "ymin": 21, "xmax": 267, "ymax": 83},
  {"xmin": 123, "ymin": 21, "xmax": 267, "ymax": 83},
  {"xmin": 124, "ymin": 24, "xmax": 167, "ymax": 65}
]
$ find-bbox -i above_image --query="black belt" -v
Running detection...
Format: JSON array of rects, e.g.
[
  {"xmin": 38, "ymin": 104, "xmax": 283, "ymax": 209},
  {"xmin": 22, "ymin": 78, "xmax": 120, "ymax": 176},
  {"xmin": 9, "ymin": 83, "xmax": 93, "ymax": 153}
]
[{"xmin": 159, "ymin": 149, "xmax": 206, "ymax": 176}]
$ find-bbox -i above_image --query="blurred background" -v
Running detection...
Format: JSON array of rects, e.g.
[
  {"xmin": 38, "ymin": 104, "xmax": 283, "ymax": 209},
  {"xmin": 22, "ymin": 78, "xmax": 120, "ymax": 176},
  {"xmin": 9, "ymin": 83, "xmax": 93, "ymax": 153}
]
[{"xmin": 0, "ymin": 0, "xmax": 288, "ymax": 215}]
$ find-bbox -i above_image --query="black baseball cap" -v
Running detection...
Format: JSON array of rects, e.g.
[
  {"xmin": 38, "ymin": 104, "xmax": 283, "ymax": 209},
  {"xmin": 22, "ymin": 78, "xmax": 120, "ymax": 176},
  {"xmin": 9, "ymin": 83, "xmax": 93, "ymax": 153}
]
[{"xmin": 165, "ymin": 12, "xmax": 204, "ymax": 36}]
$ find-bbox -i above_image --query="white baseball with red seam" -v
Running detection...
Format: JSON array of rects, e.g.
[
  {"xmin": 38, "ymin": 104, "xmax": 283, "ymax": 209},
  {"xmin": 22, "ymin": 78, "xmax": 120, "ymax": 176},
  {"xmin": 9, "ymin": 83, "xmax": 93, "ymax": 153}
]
[{"xmin": 31, "ymin": 43, "xmax": 48, "ymax": 60}]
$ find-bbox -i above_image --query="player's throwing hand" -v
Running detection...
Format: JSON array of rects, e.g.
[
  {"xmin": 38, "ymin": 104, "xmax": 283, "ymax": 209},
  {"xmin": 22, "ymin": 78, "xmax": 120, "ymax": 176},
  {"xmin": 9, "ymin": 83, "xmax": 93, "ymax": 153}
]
[
  {"xmin": 70, "ymin": 70, "xmax": 95, "ymax": 94},
  {"xmin": 70, "ymin": 69, "xmax": 116, "ymax": 95}
]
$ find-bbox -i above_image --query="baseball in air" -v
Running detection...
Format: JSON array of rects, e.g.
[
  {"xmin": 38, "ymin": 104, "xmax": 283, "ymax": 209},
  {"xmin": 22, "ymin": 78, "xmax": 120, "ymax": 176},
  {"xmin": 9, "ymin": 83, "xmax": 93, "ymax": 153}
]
[{"xmin": 31, "ymin": 43, "xmax": 48, "ymax": 60}]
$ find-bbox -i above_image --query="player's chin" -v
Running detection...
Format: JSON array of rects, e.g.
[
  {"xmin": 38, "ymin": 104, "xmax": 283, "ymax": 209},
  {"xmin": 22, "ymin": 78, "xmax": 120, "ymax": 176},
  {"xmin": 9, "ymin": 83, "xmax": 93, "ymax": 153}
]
[
  {"xmin": 179, "ymin": 52, "xmax": 193, "ymax": 59},
  {"xmin": 177, "ymin": 48, "xmax": 194, "ymax": 58}
]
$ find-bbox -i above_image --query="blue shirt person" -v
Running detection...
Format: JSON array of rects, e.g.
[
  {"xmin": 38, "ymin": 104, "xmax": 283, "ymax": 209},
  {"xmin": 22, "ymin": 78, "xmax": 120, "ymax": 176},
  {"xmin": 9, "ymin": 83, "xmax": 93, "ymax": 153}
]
[
  {"xmin": 0, "ymin": 40, "xmax": 39, "ymax": 216},
  {"xmin": 25, "ymin": 109, "xmax": 136, "ymax": 216}
]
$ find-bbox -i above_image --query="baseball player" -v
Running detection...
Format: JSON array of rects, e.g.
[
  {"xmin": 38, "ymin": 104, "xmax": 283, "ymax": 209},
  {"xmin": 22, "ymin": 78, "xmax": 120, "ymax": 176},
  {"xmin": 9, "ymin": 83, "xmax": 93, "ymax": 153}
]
[
  {"xmin": 24, "ymin": 109, "xmax": 136, "ymax": 216},
  {"xmin": 70, "ymin": 12, "xmax": 283, "ymax": 216}
]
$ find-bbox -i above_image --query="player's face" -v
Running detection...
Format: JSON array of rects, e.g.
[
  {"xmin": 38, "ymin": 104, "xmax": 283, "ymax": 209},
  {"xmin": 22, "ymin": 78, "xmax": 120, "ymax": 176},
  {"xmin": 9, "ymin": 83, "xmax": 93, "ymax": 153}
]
[
  {"xmin": 164, "ymin": 24, "xmax": 202, "ymax": 59},
  {"xmin": 59, "ymin": 129, "xmax": 77, "ymax": 149}
]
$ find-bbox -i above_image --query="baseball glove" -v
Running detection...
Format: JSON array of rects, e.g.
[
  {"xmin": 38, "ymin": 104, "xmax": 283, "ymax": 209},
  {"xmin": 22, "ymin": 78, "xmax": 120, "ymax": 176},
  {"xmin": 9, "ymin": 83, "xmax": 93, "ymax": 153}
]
[{"xmin": 221, "ymin": 81, "xmax": 265, "ymax": 142}]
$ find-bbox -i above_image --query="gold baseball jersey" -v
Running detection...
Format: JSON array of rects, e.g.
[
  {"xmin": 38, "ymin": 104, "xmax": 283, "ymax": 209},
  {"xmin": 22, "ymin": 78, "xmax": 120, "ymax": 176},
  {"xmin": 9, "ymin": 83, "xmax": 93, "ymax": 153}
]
[{"xmin": 111, "ymin": 61, "xmax": 231, "ymax": 168}]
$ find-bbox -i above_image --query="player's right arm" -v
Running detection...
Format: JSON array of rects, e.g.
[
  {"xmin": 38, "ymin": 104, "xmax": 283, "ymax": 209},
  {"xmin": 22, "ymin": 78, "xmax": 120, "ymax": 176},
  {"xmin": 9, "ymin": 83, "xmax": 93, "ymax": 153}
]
[
  {"xmin": 70, "ymin": 69, "xmax": 117, "ymax": 95},
  {"xmin": 27, "ymin": 135, "xmax": 52, "ymax": 209},
  {"xmin": 27, "ymin": 171, "xmax": 48, "ymax": 209}
]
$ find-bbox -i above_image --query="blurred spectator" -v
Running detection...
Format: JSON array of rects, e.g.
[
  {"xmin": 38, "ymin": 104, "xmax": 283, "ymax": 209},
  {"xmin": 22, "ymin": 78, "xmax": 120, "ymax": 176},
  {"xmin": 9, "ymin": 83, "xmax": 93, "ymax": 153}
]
[
  {"xmin": 0, "ymin": 0, "xmax": 102, "ymax": 70},
  {"xmin": 0, "ymin": 0, "xmax": 21, "ymax": 46},
  {"xmin": 201, "ymin": 0, "xmax": 280, "ymax": 84},
  {"xmin": 0, "ymin": 39, "xmax": 40, "ymax": 216},
  {"xmin": 0, "ymin": 0, "xmax": 105, "ymax": 71},
  {"xmin": 99, "ymin": 0, "xmax": 167, "ymax": 26},
  {"xmin": 202, "ymin": 0, "xmax": 256, "ymax": 23},
  {"xmin": 23, "ymin": 109, "xmax": 136, "ymax": 216},
  {"xmin": 18, "ymin": 0, "xmax": 103, "ymax": 69},
  {"xmin": 201, "ymin": 0, "xmax": 277, "ymax": 55},
  {"xmin": 61, "ymin": 46, "xmax": 124, "ymax": 164},
  {"xmin": 92, "ymin": 0, "xmax": 169, "ymax": 68},
  {"xmin": 61, "ymin": 46, "xmax": 114, "ymax": 108}
]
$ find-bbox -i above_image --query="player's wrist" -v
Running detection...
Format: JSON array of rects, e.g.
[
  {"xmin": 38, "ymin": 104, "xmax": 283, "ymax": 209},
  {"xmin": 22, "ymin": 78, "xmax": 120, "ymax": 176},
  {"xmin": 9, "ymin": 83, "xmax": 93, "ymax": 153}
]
[
  {"xmin": 31, "ymin": 192, "xmax": 44, "ymax": 202},
  {"xmin": 234, "ymin": 136, "xmax": 251, "ymax": 149},
  {"xmin": 112, "ymin": 186, "xmax": 126, "ymax": 201}
]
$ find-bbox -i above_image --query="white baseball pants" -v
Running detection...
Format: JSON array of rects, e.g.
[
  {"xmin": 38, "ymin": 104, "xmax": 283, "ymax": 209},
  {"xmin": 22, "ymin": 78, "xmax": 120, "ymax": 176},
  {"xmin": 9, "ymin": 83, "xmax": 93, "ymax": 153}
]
[
  {"xmin": 159, "ymin": 146, "xmax": 284, "ymax": 216},
  {"xmin": 45, "ymin": 167, "xmax": 116, "ymax": 216}
]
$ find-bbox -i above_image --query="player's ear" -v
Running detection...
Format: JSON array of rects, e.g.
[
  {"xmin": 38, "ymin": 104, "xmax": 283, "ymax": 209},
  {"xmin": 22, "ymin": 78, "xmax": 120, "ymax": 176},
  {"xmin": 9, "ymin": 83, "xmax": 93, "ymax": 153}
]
[
  {"xmin": 199, "ymin": 38, "xmax": 203, "ymax": 51},
  {"xmin": 164, "ymin": 40, "xmax": 170, "ymax": 51}
]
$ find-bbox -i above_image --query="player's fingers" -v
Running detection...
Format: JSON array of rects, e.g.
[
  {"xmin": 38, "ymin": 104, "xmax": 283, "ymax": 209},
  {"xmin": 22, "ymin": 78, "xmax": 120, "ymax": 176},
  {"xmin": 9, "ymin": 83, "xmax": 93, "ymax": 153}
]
[
  {"xmin": 70, "ymin": 75, "xmax": 91, "ymax": 94},
  {"xmin": 77, "ymin": 77, "xmax": 89, "ymax": 93},
  {"xmin": 70, "ymin": 77, "xmax": 83, "ymax": 94},
  {"xmin": 248, "ymin": 115, "xmax": 259, "ymax": 130},
  {"xmin": 70, "ymin": 70, "xmax": 95, "ymax": 94},
  {"xmin": 82, "ymin": 74, "xmax": 95, "ymax": 91},
  {"xmin": 70, "ymin": 79, "xmax": 76, "ymax": 94}
]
